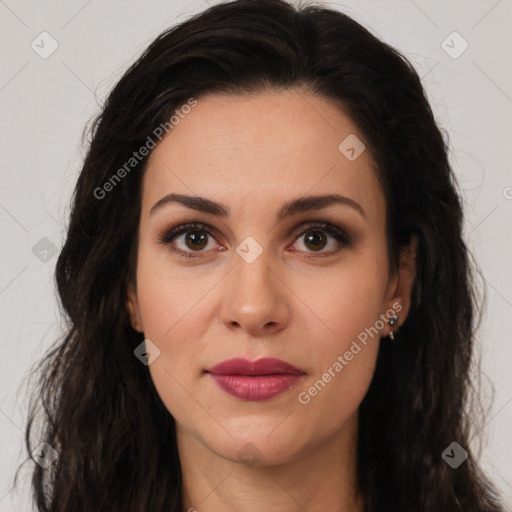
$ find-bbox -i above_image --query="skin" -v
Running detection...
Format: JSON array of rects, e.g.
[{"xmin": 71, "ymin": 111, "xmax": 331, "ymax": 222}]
[{"xmin": 127, "ymin": 89, "xmax": 416, "ymax": 512}]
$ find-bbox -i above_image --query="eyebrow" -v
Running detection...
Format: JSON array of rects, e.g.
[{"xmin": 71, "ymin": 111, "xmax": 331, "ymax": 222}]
[{"xmin": 149, "ymin": 192, "xmax": 365, "ymax": 219}]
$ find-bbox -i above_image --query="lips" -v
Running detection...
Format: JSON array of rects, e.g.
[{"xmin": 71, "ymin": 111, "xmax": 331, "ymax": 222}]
[
  {"xmin": 207, "ymin": 357, "xmax": 304, "ymax": 376},
  {"xmin": 206, "ymin": 357, "xmax": 305, "ymax": 401}
]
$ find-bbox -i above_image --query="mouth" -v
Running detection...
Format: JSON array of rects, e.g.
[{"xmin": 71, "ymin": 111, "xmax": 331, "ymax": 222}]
[{"xmin": 205, "ymin": 357, "xmax": 306, "ymax": 401}]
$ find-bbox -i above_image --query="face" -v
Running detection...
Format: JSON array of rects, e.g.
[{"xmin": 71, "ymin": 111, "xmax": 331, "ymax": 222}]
[{"xmin": 127, "ymin": 89, "xmax": 414, "ymax": 466}]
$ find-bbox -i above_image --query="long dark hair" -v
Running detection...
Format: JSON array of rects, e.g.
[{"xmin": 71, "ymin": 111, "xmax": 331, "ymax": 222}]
[{"xmin": 17, "ymin": 0, "xmax": 505, "ymax": 510}]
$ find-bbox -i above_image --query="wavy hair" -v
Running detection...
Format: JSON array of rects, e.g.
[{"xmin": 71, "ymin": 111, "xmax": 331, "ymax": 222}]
[{"xmin": 18, "ymin": 0, "xmax": 505, "ymax": 510}]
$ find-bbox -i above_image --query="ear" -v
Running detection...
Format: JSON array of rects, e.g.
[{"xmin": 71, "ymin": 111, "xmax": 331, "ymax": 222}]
[
  {"xmin": 126, "ymin": 282, "xmax": 144, "ymax": 333},
  {"xmin": 383, "ymin": 234, "xmax": 418, "ymax": 334}
]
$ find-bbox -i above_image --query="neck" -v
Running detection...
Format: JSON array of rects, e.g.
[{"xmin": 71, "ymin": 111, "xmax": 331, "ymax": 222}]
[{"xmin": 178, "ymin": 412, "xmax": 364, "ymax": 512}]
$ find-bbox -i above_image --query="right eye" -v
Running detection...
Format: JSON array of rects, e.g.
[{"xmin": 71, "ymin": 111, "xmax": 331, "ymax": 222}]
[{"xmin": 157, "ymin": 222, "xmax": 225, "ymax": 259}]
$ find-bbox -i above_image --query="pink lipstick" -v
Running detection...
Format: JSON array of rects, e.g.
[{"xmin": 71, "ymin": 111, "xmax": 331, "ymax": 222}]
[{"xmin": 206, "ymin": 357, "xmax": 305, "ymax": 401}]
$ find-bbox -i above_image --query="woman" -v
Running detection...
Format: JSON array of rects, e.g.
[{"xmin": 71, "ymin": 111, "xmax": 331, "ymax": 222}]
[{"xmin": 21, "ymin": 0, "xmax": 506, "ymax": 510}]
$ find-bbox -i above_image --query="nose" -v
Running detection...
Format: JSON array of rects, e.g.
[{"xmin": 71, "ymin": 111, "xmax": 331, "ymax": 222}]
[{"xmin": 220, "ymin": 248, "xmax": 290, "ymax": 337}]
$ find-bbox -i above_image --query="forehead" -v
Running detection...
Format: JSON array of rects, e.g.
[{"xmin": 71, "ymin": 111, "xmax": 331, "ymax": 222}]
[{"xmin": 141, "ymin": 90, "xmax": 384, "ymax": 222}]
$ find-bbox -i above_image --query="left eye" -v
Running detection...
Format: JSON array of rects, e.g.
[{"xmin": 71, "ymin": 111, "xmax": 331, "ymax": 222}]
[
  {"xmin": 157, "ymin": 221, "xmax": 351, "ymax": 259},
  {"xmin": 292, "ymin": 223, "xmax": 351, "ymax": 255}
]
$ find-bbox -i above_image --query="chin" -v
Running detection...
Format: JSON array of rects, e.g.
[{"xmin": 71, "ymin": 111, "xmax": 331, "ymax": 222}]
[{"xmin": 200, "ymin": 424, "xmax": 312, "ymax": 467}]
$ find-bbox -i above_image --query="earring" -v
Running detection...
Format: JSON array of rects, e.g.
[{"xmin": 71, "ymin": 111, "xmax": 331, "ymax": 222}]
[{"xmin": 388, "ymin": 314, "xmax": 398, "ymax": 340}]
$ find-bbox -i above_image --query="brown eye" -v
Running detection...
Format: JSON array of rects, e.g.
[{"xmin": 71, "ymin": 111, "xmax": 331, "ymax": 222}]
[
  {"xmin": 157, "ymin": 222, "xmax": 221, "ymax": 259},
  {"xmin": 291, "ymin": 222, "xmax": 351, "ymax": 257},
  {"xmin": 184, "ymin": 230, "xmax": 209, "ymax": 251},
  {"xmin": 303, "ymin": 231, "xmax": 328, "ymax": 251}
]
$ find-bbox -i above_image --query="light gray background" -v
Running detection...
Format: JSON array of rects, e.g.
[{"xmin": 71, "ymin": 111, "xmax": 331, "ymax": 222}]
[{"xmin": 1, "ymin": 0, "xmax": 511, "ymax": 510}]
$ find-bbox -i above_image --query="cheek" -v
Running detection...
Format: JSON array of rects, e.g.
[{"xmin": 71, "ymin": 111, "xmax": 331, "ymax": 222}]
[
  {"xmin": 294, "ymin": 314, "xmax": 382, "ymax": 440},
  {"xmin": 293, "ymin": 257, "xmax": 387, "ymax": 416},
  {"xmin": 134, "ymin": 248, "xmax": 218, "ymax": 414},
  {"xmin": 300, "ymin": 256, "xmax": 388, "ymax": 347},
  {"xmin": 135, "ymin": 267, "xmax": 209, "ymax": 428},
  {"xmin": 135, "ymin": 244, "xmax": 216, "ymax": 343}
]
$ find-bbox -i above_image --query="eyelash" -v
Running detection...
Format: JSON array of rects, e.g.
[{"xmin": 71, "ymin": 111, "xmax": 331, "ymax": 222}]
[{"xmin": 157, "ymin": 221, "xmax": 352, "ymax": 260}]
